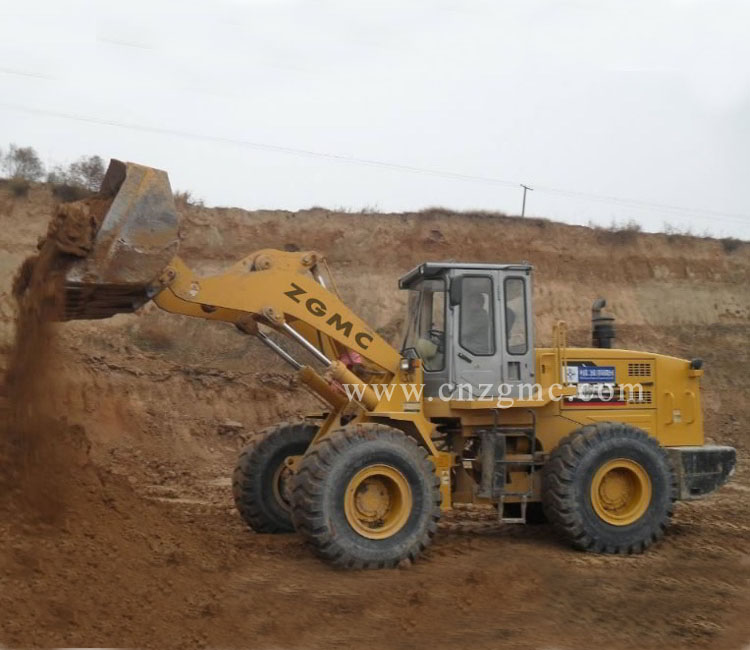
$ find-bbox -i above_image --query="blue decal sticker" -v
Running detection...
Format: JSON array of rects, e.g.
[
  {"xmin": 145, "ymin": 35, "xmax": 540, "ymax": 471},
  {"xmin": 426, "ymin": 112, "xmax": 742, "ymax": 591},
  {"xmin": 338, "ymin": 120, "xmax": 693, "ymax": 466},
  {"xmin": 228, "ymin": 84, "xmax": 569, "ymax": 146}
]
[{"xmin": 578, "ymin": 366, "xmax": 615, "ymax": 383}]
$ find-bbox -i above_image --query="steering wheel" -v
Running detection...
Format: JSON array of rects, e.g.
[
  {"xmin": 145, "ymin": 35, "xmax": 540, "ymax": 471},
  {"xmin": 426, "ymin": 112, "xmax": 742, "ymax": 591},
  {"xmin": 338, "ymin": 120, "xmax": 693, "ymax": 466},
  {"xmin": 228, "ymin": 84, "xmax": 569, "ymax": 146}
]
[{"xmin": 427, "ymin": 328, "xmax": 445, "ymax": 353}]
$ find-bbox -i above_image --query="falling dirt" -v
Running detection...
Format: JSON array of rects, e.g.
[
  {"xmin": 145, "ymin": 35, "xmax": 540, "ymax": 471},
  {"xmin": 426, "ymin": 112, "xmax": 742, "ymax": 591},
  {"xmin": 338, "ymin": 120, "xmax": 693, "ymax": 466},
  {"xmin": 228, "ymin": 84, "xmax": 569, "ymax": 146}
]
[
  {"xmin": 1, "ymin": 184, "xmax": 749, "ymax": 649},
  {"xmin": 45, "ymin": 196, "xmax": 113, "ymax": 257},
  {"xmin": 1, "ymin": 195, "xmax": 113, "ymax": 523},
  {"xmin": 2, "ymin": 232, "xmax": 69, "ymax": 523}
]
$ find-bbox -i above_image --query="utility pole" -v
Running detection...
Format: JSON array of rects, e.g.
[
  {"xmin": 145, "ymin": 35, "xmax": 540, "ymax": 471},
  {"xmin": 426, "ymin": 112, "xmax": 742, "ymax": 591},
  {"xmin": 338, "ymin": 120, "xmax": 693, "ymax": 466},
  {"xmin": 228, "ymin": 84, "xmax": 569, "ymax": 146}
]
[{"xmin": 520, "ymin": 184, "xmax": 533, "ymax": 217}]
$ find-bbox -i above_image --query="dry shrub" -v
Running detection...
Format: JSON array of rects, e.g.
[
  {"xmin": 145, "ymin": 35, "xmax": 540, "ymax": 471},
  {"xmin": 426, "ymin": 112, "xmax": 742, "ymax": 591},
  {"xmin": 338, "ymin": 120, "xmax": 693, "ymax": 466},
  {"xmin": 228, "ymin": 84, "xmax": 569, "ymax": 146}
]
[
  {"xmin": 720, "ymin": 237, "xmax": 743, "ymax": 253},
  {"xmin": 2, "ymin": 144, "xmax": 45, "ymax": 181},
  {"xmin": 418, "ymin": 206, "xmax": 460, "ymax": 218},
  {"xmin": 417, "ymin": 206, "xmax": 510, "ymax": 221},
  {"xmin": 595, "ymin": 219, "xmax": 642, "ymax": 245},
  {"xmin": 8, "ymin": 177, "xmax": 30, "ymax": 197},
  {"xmin": 51, "ymin": 183, "xmax": 92, "ymax": 202},
  {"xmin": 527, "ymin": 216, "xmax": 549, "ymax": 228},
  {"xmin": 662, "ymin": 222, "xmax": 698, "ymax": 245},
  {"xmin": 174, "ymin": 190, "xmax": 204, "ymax": 208}
]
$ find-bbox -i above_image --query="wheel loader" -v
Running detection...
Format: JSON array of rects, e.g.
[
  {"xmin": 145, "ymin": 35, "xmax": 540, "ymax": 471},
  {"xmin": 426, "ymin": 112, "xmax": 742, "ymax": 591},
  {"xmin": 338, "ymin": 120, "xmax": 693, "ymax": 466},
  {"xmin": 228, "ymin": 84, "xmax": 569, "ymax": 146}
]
[{"xmin": 31, "ymin": 160, "xmax": 736, "ymax": 568}]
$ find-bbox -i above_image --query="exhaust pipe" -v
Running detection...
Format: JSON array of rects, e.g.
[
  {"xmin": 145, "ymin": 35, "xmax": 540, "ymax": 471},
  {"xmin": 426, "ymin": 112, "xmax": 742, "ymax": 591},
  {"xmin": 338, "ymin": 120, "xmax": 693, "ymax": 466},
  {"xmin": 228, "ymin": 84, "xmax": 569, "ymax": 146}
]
[{"xmin": 592, "ymin": 298, "xmax": 616, "ymax": 349}]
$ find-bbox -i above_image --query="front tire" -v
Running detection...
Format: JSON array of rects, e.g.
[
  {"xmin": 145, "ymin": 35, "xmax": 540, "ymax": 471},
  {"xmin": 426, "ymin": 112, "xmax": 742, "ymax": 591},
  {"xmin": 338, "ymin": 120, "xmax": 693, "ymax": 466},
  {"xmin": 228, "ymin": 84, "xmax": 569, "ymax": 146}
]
[
  {"xmin": 542, "ymin": 422, "xmax": 676, "ymax": 554},
  {"xmin": 292, "ymin": 424, "xmax": 441, "ymax": 569},
  {"xmin": 232, "ymin": 421, "xmax": 317, "ymax": 533}
]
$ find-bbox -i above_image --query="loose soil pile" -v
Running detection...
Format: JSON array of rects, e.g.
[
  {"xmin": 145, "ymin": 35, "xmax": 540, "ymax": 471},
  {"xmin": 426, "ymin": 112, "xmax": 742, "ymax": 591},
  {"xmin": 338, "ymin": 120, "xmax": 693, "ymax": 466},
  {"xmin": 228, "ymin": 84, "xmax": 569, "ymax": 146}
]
[{"xmin": 0, "ymin": 184, "xmax": 748, "ymax": 649}]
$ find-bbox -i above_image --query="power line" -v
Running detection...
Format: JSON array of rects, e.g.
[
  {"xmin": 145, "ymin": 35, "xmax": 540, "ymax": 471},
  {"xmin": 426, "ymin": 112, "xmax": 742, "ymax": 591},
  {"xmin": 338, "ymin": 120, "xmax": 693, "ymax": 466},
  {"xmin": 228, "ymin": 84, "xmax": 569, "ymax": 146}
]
[
  {"xmin": 0, "ymin": 68, "xmax": 54, "ymax": 81},
  {"xmin": 0, "ymin": 101, "xmax": 748, "ymax": 225},
  {"xmin": 533, "ymin": 184, "xmax": 748, "ymax": 222},
  {"xmin": 0, "ymin": 102, "xmax": 521, "ymax": 188}
]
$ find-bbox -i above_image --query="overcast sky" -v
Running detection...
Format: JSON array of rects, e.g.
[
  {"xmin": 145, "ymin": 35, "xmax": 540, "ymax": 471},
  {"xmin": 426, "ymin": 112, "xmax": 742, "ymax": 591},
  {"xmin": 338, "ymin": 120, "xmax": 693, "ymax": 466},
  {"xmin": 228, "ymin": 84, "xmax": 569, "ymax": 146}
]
[{"xmin": 1, "ymin": 0, "xmax": 749, "ymax": 238}]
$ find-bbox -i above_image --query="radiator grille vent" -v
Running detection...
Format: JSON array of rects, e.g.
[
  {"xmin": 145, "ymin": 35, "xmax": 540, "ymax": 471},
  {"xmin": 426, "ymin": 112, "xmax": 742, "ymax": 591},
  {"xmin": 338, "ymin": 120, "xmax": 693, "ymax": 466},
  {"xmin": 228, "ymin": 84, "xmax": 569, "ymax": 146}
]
[
  {"xmin": 628, "ymin": 390, "xmax": 653, "ymax": 405},
  {"xmin": 628, "ymin": 362, "xmax": 653, "ymax": 377}
]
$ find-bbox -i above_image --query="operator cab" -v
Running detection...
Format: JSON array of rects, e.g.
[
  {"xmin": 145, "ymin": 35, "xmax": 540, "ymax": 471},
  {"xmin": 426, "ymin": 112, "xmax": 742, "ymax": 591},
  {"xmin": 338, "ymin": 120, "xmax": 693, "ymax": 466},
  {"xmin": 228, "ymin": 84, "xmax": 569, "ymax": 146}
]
[{"xmin": 399, "ymin": 262, "xmax": 534, "ymax": 399}]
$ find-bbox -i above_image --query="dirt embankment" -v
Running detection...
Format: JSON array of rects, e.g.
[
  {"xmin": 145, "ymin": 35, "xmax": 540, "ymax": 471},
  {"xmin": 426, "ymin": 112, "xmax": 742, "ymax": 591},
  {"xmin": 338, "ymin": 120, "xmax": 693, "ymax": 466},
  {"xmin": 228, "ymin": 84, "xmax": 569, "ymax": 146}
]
[{"xmin": 0, "ymin": 183, "xmax": 748, "ymax": 649}]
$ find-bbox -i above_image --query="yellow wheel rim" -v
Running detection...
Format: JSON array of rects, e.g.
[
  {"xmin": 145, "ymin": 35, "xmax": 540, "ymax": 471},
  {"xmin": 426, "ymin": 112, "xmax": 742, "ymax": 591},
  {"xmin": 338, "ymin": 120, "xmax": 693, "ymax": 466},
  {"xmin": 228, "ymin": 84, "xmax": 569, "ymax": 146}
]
[
  {"xmin": 344, "ymin": 465, "xmax": 412, "ymax": 539},
  {"xmin": 591, "ymin": 458, "xmax": 652, "ymax": 526},
  {"xmin": 272, "ymin": 462, "xmax": 293, "ymax": 513}
]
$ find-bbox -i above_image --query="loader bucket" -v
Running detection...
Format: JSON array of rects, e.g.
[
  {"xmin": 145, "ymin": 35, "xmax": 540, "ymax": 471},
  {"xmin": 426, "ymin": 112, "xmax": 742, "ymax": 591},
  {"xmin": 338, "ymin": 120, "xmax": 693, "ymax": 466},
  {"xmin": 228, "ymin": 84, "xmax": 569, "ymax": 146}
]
[{"xmin": 60, "ymin": 160, "xmax": 180, "ymax": 320}]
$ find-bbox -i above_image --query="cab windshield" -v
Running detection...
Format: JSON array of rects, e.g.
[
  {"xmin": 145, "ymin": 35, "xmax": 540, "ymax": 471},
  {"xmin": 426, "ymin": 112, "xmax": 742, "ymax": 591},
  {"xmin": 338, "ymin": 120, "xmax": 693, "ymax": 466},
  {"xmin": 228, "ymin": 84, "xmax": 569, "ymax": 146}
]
[{"xmin": 401, "ymin": 279, "xmax": 446, "ymax": 371}]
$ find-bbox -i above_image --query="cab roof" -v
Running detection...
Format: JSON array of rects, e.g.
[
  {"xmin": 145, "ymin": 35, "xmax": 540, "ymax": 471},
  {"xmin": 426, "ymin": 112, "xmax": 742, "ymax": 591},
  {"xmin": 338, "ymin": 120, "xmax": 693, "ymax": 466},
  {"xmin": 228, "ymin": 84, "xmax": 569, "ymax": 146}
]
[{"xmin": 398, "ymin": 262, "xmax": 532, "ymax": 289}]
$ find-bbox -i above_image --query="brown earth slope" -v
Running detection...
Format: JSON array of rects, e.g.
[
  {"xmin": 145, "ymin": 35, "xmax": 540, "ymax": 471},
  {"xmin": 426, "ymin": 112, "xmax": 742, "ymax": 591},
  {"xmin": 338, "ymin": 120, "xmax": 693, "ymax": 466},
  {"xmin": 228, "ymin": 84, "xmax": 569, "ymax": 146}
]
[{"xmin": 0, "ymin": 184, "xmax": 749, "ymax": 649}]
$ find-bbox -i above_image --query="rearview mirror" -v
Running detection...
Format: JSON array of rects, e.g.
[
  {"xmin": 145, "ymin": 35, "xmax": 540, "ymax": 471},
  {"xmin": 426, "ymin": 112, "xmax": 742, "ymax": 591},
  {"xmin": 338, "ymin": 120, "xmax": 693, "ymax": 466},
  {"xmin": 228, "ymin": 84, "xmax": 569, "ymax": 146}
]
[{"xmin": 449, "ymin": 277, "xmax": 463, "ymax": 306}]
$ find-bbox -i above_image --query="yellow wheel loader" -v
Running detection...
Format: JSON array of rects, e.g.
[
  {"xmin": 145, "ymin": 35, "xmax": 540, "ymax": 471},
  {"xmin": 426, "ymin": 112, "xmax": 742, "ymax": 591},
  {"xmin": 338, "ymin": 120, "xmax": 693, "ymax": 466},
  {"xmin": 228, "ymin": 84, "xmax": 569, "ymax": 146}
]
[{"xmin": 35, "ymin": 161, "xmax": 736, "ymax": 568}]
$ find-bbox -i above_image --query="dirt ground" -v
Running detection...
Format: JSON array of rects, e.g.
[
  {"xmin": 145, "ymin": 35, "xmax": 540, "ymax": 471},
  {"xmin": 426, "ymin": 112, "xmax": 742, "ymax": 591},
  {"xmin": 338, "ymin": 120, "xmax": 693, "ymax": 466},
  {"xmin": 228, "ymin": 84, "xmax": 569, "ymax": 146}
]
[{"xmin": 1, "ymin": 183, "xmax": 749, "ymax": 649}]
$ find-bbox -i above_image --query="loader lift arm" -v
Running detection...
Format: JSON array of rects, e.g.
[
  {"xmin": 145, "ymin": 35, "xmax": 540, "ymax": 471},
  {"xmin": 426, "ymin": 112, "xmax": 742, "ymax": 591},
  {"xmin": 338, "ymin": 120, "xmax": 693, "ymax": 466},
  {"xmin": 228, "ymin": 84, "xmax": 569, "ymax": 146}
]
[
  {"xmin": 151, "ymin": 251, "xmax": 416, "ymax": 415},
  {"xmin": 154, "ymin": 252, "xmax": 400, "ymax": 374},
  {"xmin": 151, "ymin": 251, "xmax": 442, "ymax": 455},
  {"xmin": 151, "ymin": 249, "xmax": 443, "ymax": 461}
]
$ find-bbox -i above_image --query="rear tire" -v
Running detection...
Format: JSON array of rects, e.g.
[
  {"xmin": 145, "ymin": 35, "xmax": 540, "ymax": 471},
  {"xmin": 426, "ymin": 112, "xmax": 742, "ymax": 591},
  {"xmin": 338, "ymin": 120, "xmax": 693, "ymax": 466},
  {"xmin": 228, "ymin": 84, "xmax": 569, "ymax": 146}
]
[
  {"xmin": 232, "ymin": 421, "xmax": 317, "ymax": 534},
  {"xmin": 292, "ymin": 424, "xmax": 441, "ymax": 568},
  {"xmin": 542, "ymin": 422, "xmax": 676, "ymax": 554}
]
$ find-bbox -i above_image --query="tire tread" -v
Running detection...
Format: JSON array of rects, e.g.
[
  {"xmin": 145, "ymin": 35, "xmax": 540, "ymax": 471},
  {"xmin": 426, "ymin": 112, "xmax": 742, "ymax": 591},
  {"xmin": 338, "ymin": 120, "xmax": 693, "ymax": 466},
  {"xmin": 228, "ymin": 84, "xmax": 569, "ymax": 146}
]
[
  {"xmin": 291, "ymin": 424, "xmax": 441, "ymax": 569},
  {"xmin": 233, "ymin": 421, "xmax": 317, "ymax": 534},
  {"xmin": 542, "ymin": 422, "xmax": 677, "ymax": 554}
]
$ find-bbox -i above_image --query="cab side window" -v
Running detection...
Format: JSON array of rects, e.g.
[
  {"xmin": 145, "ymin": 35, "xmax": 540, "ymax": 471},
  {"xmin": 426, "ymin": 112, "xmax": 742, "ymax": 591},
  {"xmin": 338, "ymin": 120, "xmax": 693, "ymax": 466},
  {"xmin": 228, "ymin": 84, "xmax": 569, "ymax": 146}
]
[
  {"xmin": 459, "ymin": 276, "xmax": 495, "ymax": 356},
  {"xmin": 420, "ymin": 285, "xmax": 446, "ymax": 371},
  {"xmin": 504, "ymin": 277, "xmax": 528, "ymax": 355}
]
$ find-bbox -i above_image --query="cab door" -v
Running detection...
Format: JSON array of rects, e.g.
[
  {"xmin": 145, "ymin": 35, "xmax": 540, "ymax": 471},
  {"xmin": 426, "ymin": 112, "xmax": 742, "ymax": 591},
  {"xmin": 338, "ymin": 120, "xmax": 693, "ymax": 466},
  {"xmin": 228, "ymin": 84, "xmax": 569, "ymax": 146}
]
[
  {"xmin": 450, "ymin": 271, "xmax": 503, "ymax": 399},
  {"xmin": 499, "ymin": 272, "xmax": 535, "ymax": 397}
]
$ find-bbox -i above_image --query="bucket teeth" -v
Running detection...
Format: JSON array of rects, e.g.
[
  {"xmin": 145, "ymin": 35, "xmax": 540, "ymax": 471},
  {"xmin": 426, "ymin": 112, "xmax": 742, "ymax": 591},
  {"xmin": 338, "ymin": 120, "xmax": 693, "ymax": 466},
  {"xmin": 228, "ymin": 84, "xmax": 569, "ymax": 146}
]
[{"xmin": 62, "ymin": 284, "xmax": 153, "ymax": 321}]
